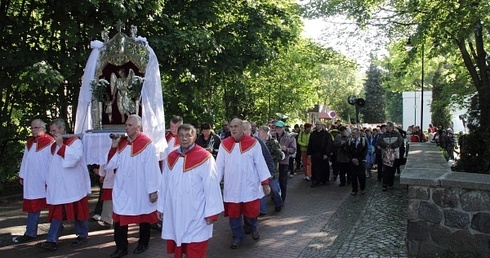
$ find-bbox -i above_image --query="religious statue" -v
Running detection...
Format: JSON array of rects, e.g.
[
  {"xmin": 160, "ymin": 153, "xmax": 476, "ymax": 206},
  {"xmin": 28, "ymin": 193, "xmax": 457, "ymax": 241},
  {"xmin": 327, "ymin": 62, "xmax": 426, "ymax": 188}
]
[{"xmin": 110, "ymin": 68, "xmax": 137, "ymax": 123}]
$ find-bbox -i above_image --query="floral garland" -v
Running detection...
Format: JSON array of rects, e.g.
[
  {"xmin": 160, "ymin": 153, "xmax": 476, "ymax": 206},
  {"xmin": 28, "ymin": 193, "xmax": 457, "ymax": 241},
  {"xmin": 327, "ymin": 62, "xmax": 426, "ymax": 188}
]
[
  {"xmin": 129, "ymin": 75, "xmax": 144, "ymax": 100},
  {"xmin": 90, "ymin": 79, "xmax": 109, "ymax": 102}
]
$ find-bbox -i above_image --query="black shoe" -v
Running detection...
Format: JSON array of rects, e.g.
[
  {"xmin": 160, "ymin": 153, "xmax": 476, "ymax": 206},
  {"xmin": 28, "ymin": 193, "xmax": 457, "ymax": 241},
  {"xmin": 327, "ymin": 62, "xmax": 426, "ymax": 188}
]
[
  {"xmin": 230, "ymin": 240, "xmax": 241, "ymax": 249},
  {"xmin": 133, "ymin": 244, "xmax": 148, "ymax": 254},
  {"xmin": 382, "ymin": 187, "xmax": 387, "ymax": 192},
  {"xmin": 339, "ymin": 184, "xmax": 345, "ymax": 187},
  {"xmin": 274, "ymin": 206, "xmax": 282, "ymax": 212},
  {"xmin": 350, "ymin": 191, "xmax": 357, "ymax": 195},
  {"xmin": 150, "ymin": 222, "xmax": 162, "ymax": 231},
  {"xmin": 243, "ymin": 226, "xmax": 252, "ymax": 234},
  {"xmin": 252, "ymin": 231, "xmax": 260, "ymax": 240},
  {"xmin": 12, "ymin": 234, "xmax": 36, "ymax": 243},
  {"xmin": 70, "ymin": 236, "xmax": 88, "ymax": 248},
  {"xmin": 111, "ymin": 249, "xmax": 128, "ymax": 258},
  {"xmin": 36, "ymin": 241, "xmax": 58, "ymax": 251}
]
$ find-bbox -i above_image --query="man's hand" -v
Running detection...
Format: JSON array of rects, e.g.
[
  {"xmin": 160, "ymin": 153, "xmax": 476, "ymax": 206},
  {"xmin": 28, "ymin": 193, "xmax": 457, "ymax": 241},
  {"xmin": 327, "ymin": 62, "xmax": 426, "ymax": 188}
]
[
  {"xmin": 54, "ymin": 133, "xmax": 63, "ymax": 147},
  {"xmin": 323, "ymin": 154, "xmax": 329, "ymax": 160},
  {"xmin": 149, "ymin": 191, "xmax": 158, "ymax": 203},
  {"xmin": 352, "ymin": 158, "xmax": 359, "ymax": 166},
  {"xmin": 157, "ymin": 211, "xmax": 163, "ymax": 221},
  {"xmin": 262, "ymin": 185, "xmax": 271, "ymax": 195},
  {"xmin": 111, "ymin": 137, "xmax": 121, "ymax": 148},
  {"xmin": 205, "ymin": 218, "xmax": 215, "ymax": 225}
]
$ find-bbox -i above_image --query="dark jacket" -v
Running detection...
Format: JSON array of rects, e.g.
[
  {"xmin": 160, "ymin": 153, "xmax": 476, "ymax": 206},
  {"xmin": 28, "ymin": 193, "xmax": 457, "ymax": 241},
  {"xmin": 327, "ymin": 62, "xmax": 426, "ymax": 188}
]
[
  {"xmin": 378, "ymin": 130, "xmax": 402, "ymax": 150},
  {"xmin": 307, "ymin": 129, "xmax": 333, "ymax": 160},
  {"xmin": 347, "ymin": 136, "xmax": 368, "ymax": 162},
  {"xmin": 255, "ymin": 136, "xmax": 275, "ymax": 177},
  {"xmin": 196, "ymin": 133, "xmax": 221, "ymax": 159}
]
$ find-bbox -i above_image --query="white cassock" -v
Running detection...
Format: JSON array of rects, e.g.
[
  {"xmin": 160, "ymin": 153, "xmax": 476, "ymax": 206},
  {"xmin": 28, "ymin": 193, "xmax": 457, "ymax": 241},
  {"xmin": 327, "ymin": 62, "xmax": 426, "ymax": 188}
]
[
  {"xmin": 19, "ymin": 134, "xmax": 54, "ymax": 201},
  {"xmin": 106, "ymin": 133, "xmax": 161, "ymax": 216},
  {"xmin": 46, "ymin": 137, "xmax": 91, "ymax": 205},
  {"xmin": 157, "ymin": 145, "xmax": 224, "ymax": 246},
  {"xmin": 216, "ymin": 134, "xmax": 270, "ymax": 203}
]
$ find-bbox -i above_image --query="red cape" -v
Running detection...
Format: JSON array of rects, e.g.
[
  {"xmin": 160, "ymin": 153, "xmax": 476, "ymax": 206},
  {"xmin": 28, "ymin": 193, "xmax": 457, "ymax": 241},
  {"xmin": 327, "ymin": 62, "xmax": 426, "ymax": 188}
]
[
  {"xmin": 27, "ymin": 133, "xmax": 54, "ymax": 152},
  {"xmin": 167, "ymin": 145, "xmax": 211, "ymax": 172},
  {"xmin": 221, "ymin": 134, "xmax": 256, "ymax": 154}
]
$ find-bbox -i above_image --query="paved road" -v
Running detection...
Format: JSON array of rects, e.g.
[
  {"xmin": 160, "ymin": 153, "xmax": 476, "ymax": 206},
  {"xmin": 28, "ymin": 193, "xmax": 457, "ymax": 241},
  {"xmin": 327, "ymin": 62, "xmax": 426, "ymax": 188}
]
[{"xmin": 0, "ymin": 170, "xmax": 408, "ymax": 258}]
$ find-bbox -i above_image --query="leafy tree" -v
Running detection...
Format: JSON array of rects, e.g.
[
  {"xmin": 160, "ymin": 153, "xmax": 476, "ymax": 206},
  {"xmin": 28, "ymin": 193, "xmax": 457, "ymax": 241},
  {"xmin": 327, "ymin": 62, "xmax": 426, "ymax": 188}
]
[
  {"xmin": 0, "ymin": 0, "xmax": 309, "ymax": 192},
  {"xmin": 361, "ymin": 62, "xmax": 385, "ymax": 123}
]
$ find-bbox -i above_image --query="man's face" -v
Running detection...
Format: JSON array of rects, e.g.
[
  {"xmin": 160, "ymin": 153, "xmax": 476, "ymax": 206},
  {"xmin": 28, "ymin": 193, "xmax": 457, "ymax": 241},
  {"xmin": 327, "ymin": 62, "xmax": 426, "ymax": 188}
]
[
  {"xmin": 49, "ymin": 124, "xmax": 65, "ymax": 137},
  {"xmin": 125, "ymin": 117, "xmax": 141, "ymax": 138},
  {"xmin": 178, "ymin": 129, "xmax": 196, "ymax": 150},
  {"xmin": 351, "ymin": 130, "xmax": 360, "ymax": 139},
  {"xmin": 31, "ymin": 121, "xmax": 45, "ymax": 138},
  {"xmin": 315, "ymin": 123, "xmax": 322, "ymax": 131},
  {"xmin": 386, "ymin": 125, "xmax": 394, "ymax": 132},
  {"xmin": 258, "ymin": 130, "xmax": 268, "ymax": 141},
  {"xmin": 230, "ymin": 120, "xmax": 244, "ymax": 140},
  {"xmin": 170, "ymin": 121, "xmax": 182, "ymax": 135},
  {"xmin": 275, "ymin": 126, "xmax": 284, "ymax": 135},
  {"xmin": 305, "ymin": 126, "xmax": 311, "ymax": 133},
  {"xmin": 268, "ymin": 120, "xmax": 276, "ymax": 130},
  {"xmin": 202, "ymin": 129, "xmax": 211, "ymax": 138},
  {"xmin": 222, "ymin": 123, "xmax": 229, "ymax": 131}
]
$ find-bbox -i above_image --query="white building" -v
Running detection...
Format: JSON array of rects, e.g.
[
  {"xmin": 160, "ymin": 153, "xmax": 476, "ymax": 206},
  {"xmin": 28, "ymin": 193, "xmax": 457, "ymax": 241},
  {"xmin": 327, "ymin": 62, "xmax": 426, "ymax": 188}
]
[{"xmin": 402, "ymin": 91, "xmax": 466, "ymax": 133}]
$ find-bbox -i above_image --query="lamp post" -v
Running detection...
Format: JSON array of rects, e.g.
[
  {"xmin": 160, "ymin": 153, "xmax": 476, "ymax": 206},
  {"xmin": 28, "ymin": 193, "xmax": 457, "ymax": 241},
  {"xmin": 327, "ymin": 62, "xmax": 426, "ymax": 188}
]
[
  {"xmin": 414, "ymin": 91, "xmax": 417, "ymax": 126},
  {"xmin": 406, "ymin": 38, "xmax": 425, "ymax": 141},
  {"xmin": 420, "ymin": 44, "xmax": 425, "ymax": 141}
]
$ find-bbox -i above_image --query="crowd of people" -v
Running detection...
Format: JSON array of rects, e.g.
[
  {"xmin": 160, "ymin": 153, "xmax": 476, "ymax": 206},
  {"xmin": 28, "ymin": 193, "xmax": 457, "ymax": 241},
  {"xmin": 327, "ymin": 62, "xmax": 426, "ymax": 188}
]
[{"xmin": 15, "ymin": 115, "xmax": 432, "ymax": 257}]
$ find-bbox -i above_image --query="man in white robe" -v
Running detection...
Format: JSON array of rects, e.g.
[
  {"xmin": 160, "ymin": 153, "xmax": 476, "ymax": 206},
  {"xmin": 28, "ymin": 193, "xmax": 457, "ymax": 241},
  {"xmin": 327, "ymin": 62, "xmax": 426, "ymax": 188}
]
[
  {"xmin": 157, "ymin": 124, "xmax": 224, "ymax": 258},
  {"xmin": 36, "ymin": 118, "xmax": 91, "ymax": 251},
  {"xmin": 106, "ymin": 114, "xmax": 161, "ymax": 258},
  {"xmin": 160, "ymin": 115, "xmax": 183, "ymax": 162},
  {"xmin": 216, "ymin": 118, "xmax": 271, "ymax": 249},
  {"xmin": 13, "ymin": 119, "xmax": 54, "ymax": 243}
]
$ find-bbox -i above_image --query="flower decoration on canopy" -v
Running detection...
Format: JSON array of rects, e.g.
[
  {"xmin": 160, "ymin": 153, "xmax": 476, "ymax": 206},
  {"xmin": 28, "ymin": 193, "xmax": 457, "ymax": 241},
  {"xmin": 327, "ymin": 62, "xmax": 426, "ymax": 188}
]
[
  {"xmin": 128, "ymin": 75, "xmax": 144, "ymax": 100},
  {"xmin": 90, "ymin": 78, "xmax": 110, "ymax": 102}
]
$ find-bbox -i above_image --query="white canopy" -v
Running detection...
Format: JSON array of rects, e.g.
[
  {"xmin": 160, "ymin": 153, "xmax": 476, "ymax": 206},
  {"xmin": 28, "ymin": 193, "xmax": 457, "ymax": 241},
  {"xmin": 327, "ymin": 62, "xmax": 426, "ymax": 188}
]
[{"xmin": 74, "ymin": 38, "xmax": 167, "ymax": 155}]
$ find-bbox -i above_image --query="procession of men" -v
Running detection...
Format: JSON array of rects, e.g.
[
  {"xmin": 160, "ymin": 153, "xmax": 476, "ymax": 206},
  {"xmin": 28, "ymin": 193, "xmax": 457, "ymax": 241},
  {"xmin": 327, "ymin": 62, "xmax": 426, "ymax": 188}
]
[{"xmin": 13, "ymin": 115, "xmax": 407, "ymax": 258}]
